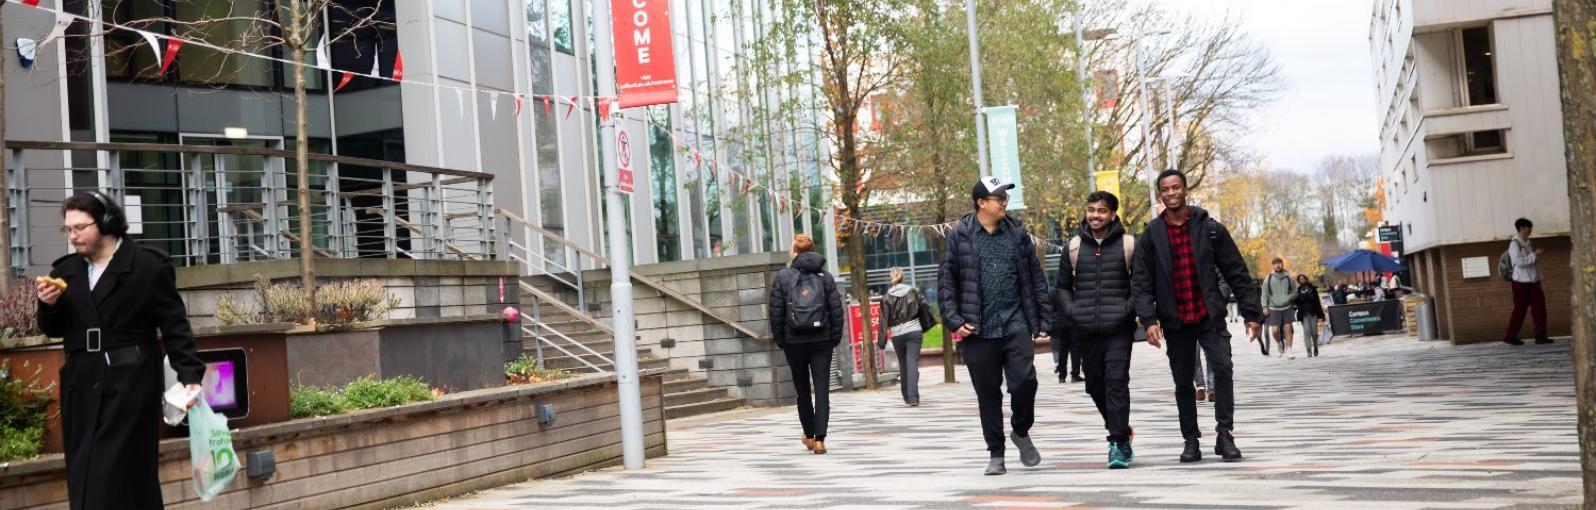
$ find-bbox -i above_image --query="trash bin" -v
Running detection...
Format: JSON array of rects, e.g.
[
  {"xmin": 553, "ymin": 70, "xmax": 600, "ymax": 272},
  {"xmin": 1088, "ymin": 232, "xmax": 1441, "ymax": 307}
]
[{"xmin": 1417, "ymin": 298, "xmax": 1438, "ymax": 341}]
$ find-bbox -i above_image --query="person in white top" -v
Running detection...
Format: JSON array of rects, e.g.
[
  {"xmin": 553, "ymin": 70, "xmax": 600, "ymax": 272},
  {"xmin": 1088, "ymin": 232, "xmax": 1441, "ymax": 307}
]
[{"xmin": 1502, "ymin": 218, "xmax": 1550, "ymax": 345}]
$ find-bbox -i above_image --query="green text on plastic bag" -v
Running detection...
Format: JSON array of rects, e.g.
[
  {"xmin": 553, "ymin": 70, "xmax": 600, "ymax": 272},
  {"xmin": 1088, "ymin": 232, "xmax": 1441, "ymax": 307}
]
[{"xmin": 188, "ymin": 399, "xmax": 239, "ymax": 501}]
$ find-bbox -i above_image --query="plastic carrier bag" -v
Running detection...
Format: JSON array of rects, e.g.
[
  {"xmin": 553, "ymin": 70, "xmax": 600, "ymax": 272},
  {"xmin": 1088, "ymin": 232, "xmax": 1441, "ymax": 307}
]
[{"xmin": 188, "ymin": 399, "xmax": 240, "ymax": 501}]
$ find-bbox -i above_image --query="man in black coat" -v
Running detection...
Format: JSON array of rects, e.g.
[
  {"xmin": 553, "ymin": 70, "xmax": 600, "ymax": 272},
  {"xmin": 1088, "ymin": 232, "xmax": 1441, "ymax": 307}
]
[
  {"xmin": 1131, "ymin": 170, "xmax": 1262, "ymax": 464},
  {"xmin": 1055, "ymin": 191, "xmax": 1139, "ymax": 469},
  {"xmin": 36, "ymin": 192, "xmax": 206, "ymax": 510},
  {"xmin": 938, "ymin": 177, "xmax": 1052, "ymax": 475},
  {"xmin": 767, "ymin": 234, "xmax": 845, "ymax": 454}
]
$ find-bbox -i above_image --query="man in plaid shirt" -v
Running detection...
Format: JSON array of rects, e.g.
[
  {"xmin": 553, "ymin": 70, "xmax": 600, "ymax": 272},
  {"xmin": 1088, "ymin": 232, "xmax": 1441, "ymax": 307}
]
[{"xmin": 1130, "ymin": 169, "xmax": 1262, "ymax": 464}]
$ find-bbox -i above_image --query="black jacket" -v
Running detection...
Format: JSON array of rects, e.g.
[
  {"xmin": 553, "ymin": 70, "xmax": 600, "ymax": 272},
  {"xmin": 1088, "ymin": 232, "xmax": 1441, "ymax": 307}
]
[
  {"xmin": 1130, "ymin": 206, "xmax": 1263, "ymax": 330},
  {"xmin": 937, "ymin": 213, "xmax": 1052, "ymax": 337},
  {"xmin": 1296, "ymin": 284, "xmax": 1326, "ymax": 320},
  {"xmin": 876, "ymin": 283, "xmax": 935, "ymax": 348},
  {"xmin": 1055, "ymin": 219, "xmax": 1136, "ymax": 334},
  {"xmin": 768, "ymin": 251, "xmax": 845, "ymax": 347},
  {"xmin": 37, "ymin": 239, "xmax": 206, "ymax": 510}
]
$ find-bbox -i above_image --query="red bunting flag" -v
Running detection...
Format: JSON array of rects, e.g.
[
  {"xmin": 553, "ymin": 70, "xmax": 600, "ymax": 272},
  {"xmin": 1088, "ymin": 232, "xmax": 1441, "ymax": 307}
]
[
  {"xmin": 392, "ymin": 50, "xmax": 405, "ymax": 81},
  {"xmin": 22, "ymin": 0, "xmax": 42, "ymax": 6},
  {"xmin": 563, "ymin": 96, "xmax": 579, "ymax": 121},
  {"xmin": 542, "ymin": 96, "xmax": 552, "ymax": 116},
  {"xmin": 514, "ymin": 96, "xmax": 523, "ymax": 116},
  {"xmin": 744, "ymin": 176, "xmax": 754, "ymax": 194},
  {"xmin": 159, "ymin": 39, "xmax": 183, "ymax": 74},
  {"xmin": 335, "ymin": 71, "xmax": 354, "ymax": 92},
  {"xmin": 597, "ymin": 97, "xmax": 613, "ymax": 121},
  {"xmin": 692, "ymin": 150, "xmax": 701, "ymax": 167}
]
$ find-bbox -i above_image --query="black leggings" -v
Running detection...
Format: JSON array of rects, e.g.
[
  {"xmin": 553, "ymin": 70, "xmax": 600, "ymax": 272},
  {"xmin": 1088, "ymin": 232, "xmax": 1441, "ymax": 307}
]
[{"xmin": 784, "ymin": 342, "xmax": 834, "ymax": 441}]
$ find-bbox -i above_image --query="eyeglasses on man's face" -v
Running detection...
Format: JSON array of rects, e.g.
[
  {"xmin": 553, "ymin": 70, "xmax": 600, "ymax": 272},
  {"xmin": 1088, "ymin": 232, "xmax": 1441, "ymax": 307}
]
[{"xmin": 60, "ymin": 222, "xmax": 97, "ymax": 236}]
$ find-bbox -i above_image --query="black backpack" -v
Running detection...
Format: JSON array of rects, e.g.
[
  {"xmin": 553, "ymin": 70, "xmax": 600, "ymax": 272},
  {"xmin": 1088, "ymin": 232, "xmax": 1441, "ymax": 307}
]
[{"xmin": 788, "ymin": 272, "xmax": 829, "ymax": 333}]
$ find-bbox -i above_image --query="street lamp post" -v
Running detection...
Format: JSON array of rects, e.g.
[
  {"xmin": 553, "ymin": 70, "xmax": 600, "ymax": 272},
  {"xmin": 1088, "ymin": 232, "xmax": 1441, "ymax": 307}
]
[{"xmin": 965, "ymin": 0, "xmax": 989, "ymax": 177}]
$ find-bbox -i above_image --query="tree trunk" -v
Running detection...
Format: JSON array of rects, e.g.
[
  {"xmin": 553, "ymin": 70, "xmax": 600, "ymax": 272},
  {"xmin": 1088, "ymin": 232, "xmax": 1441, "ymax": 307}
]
[
  {"xmin": 290, "ymin": 2, "xmax": 317, "ymax": 316},
  {"xmin": 1552, "ymin": 1, "xmax": 1595, "ymax": 504},
  {"xmin": 840, "ymin": 123, "xmax": 877, "ymax": 389},
  {"xmin": 0, "ymin": 7, "xmax": 12, "ymax": 291}
]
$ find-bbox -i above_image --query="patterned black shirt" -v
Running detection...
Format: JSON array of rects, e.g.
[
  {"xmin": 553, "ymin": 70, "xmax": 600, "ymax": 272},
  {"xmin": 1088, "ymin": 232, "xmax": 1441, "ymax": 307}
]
[{"xmin": 974, "ymin": 222, "xmax": 1027, "ymax": 338}]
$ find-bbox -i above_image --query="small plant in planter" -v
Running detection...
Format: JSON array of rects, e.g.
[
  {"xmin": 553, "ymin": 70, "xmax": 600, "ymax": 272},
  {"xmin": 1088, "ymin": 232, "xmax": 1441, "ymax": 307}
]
[
  {"xmin": 216, "ymin": 275, "xmax": 398, "ymax": 327},
  {"xmin": 505, "ymin": 354, "xmax": 574, "ymax": 385},
  {"xmin": 0, "ymin": 282, "xmax": 43, "ymax": 348},
  {"xmin": 0, "ymin": 360, "xmax": 54, "ymax": 461},
  {"xmin": 288, "ymin": 375, "xmax": 438, "ymax": 418}
]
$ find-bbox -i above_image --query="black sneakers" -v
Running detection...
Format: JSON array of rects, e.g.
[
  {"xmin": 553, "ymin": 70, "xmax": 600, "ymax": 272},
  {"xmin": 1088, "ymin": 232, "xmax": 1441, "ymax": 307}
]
[
  {"xmin": 1504, "ymin": 338, "xmax": 1526, "ymax": 346},
  {"xmin": 1535, "ymin": 337, "xmax": 1554, "ymax": 345},
  {"xmin": 1180, "ymin": 439, "xmax": 1202, "ymax": 463}
]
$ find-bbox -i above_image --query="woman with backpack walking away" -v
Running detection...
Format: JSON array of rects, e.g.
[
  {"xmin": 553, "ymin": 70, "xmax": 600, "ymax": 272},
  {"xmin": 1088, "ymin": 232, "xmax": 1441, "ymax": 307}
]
[
  {"xmin": 1294, "ymin": 275, "xmax": 1326, "ymax": 357},
  {"xmin": 877, "ymin": 267, "xmax": 937, "ymax": 406},
  {"xmin": 768, "ymin": 234, "xmax": 845, "ymax": 454}
]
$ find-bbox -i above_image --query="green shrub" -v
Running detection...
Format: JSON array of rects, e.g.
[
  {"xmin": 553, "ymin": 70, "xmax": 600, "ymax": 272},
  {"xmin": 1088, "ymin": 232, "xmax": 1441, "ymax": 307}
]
[
  {"xmin": 920, "ymin": 324, "xmax": 945, "ymax": 351},
  {"xmin": 505, "ymin": 354, "xmax": 573, "ymax": 384},
  {"xmin": 0, "ymin": 361, "xmax": 52, "ymax": 461},
  {"xmin": 288, "ymin": 386, "xmax": 346, "ymax": 418}
]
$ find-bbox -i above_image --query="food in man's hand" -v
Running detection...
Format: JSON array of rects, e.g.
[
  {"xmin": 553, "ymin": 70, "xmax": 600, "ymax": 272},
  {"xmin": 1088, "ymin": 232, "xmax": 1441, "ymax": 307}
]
[{"xmin": 36, "ymin": 276, "xmax": 67, "ymax": 291}]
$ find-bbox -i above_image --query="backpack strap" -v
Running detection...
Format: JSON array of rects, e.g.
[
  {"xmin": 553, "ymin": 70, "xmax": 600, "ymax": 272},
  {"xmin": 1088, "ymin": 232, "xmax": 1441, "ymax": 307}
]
[{"xmin": 1068, "ymin": 237, "xmax": 1082, "ymax": 279}]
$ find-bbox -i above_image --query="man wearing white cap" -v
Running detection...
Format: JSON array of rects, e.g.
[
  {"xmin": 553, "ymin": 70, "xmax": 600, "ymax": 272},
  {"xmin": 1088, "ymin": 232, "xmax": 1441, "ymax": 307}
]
[{"xmin": 938, "ymin": 176, "xmax": 1053, "ymax": 475}]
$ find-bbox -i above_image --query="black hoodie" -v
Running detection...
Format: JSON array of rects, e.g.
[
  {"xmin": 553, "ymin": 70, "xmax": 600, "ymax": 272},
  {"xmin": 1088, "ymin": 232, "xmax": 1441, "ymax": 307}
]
[{"xmin": 767, "ymin": 251, "xmax": 845, "ymax": 347}]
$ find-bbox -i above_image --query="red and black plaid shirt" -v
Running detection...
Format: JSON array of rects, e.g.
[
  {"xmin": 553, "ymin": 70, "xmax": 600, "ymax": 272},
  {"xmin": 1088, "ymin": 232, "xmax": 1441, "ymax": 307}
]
[{"xmin": 1166, "ymin": 218, "xmax": 1209, "ymax": 325}]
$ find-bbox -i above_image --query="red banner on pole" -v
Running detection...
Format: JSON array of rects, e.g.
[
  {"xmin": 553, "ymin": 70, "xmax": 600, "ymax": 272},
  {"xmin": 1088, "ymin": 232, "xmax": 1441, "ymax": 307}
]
[
  {"xmin": 611, "ymin": 0, "xmax": 678, "ymax": 108},
  {"xmin": 849, "ymin": 302, "xmax": 885, "ymax": 373}
]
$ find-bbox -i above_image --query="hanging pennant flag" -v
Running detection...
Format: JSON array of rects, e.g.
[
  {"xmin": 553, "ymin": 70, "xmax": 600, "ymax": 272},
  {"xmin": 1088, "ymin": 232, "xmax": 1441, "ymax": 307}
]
[
  {"xmin": 392, "ymin": 50, "xmax": 404, "ymax": 81},
  {"xmin": 21, "ymin": 0, "xmax": 43, "ymax": 6},
  {"xmin": 563, "ymin": 96, "xmax": 579, "ymax": 121},
  {"xmin": 137, "ymin": 30, "xmax": 163, "ymax": 65},
  {"xmin": 15, "ymin": 38, "xmax": 36, "ymax": 69},
  {"xmin": 513, "ymin": 96, "xmax": 524, "ymax": 117},
  {"xmin": 368, "ymin": 52, "xmax": 381, "ymax": 77},
  {"xmin": 335, "ymin": 71, "xmax": 354, "ymax": 92},
  {"xmin": 597, "ymin": 96, "xmax": 613, "ymax": 122},
  {"xmin": 692, "ymin": 149, "xmax": 701, "ymax": 167},
  {"xmin": 489, "ymin": 91, "xmax": 500, "ymax": 121},
  {"xmin": 159, "ymin": 38, "xmax": 183, "ymax": 74},
  {"xmin": 455, "ymin": 88, "xmax": 466, "ymax": 118},
  {"xmin": 542, "ymin": 96, "xmax": 553, "ymax": 116},
  {"xmin": 315, "ymin": 34, "xmax": 329, "ymax": 70},
  {"xmin": 743, "ymin": 176, "xmax": 755, "ymax": 195},
  {"xmin": 40, "ymin": 12, "xmax": 72, "ymax": 48}
]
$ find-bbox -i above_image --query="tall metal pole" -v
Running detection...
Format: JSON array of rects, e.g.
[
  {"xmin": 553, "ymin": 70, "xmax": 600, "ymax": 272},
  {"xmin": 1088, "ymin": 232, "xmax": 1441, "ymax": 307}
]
[
  {"xmin": 592, "ymin": 0, "xmax": 645, "ymax": 470},
  {"xmin": 1133, "ymin": 39, "xmax": 1156, "ymax": 214},
  {"xmin": 965, "ymin": 0, "xmax": 989, "ymax": 177},
  {"xmin": 1162, "ymin": 78, "xmax": 1179, "ymax": 170},
  {"xmin": 1073, "ymin": 14, "xmax": 1097, "ymax": 192}
]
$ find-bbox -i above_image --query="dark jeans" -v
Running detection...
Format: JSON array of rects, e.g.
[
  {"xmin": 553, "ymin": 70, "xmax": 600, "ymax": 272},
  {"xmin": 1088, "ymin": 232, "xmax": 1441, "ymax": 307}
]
[
  {"xmin": 960, "ymin": 330, "xmax": 1038, "ymax": 457},
  {"xmin": 784, "ymin": 341, "xmax": 833, "ymax": 441},
  {"xmin": 1051, "ymin": 333, "xmax": 1081, "ymax": 376},
  {"xmin": 892, "ymin": 334, "xmax": 923, "ymax": 403},
  {"xmin": 1505, "ymin": 281, "xmax": 1548, "ymax": 340},
  {"xmin": 1079, "ymin": 329, "xmax": 1134, "ymax": 443},
  {"xmin": 1164, "ymin": 319, "xmax": 1235, "ymax": 440}
]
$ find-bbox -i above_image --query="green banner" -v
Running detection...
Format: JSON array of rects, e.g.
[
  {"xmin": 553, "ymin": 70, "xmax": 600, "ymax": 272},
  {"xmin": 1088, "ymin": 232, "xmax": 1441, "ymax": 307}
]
[{"xmin": 984, "ymin": 105, "xmax": 1024, "ymax": 210}]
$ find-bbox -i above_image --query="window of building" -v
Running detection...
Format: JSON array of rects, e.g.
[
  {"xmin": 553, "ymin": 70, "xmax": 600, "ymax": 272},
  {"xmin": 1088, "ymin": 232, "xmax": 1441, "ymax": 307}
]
[
  {"xmin": 1458, "ymin": 26, "xmax": 1498, "ymax": 106},
  {"xmin": 1426, "ymin": 129, "xmax": 1507, "ymax": 160},
  {"xmin": 649, "ymin": 107, "xmax": 682, "ymax": 262},
  {"xmin": 551, "ymin": 0, "xmax": 575, "ymax": 54},
  {"xmin": 174, "ymin": 0, "xmax": 275, "ymax": 88}
]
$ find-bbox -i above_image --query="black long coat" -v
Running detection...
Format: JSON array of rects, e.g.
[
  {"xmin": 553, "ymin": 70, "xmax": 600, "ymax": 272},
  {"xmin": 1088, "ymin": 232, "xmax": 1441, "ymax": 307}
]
[{"xmin": 37, "ymin": 239, "xmax": 206, "ymax": 510}]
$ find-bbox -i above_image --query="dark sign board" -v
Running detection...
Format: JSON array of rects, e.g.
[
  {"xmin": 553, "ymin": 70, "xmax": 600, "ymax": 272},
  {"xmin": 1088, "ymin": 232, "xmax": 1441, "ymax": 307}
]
[
  {"xmin": 1378, "ymin": 225, "xmax": 1403, "ymax": 243},
  {"xmin": 1327, "ymin": 300, "xmax": 1405, "ymax": 337}
]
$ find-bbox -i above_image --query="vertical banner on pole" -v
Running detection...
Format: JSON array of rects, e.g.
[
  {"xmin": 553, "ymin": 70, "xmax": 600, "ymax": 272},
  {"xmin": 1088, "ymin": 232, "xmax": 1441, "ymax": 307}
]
[
  {"xmin": 983, "ymin": 105, "xmax": 1025, "ymax": 209},
  {"xmin": 1095, "ymin": 170, "xmax": 1120, "ymax": 199},
  {"xmin": 612, "ymin": 0, "xmax": 679, "ymax": 107}
]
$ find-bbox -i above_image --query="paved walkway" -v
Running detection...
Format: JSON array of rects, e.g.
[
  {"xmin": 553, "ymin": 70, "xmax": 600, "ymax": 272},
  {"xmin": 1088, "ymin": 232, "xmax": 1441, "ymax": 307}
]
[{"xmin": 422, "ymin": 324, "xmax": 1583, "ymax": 509}]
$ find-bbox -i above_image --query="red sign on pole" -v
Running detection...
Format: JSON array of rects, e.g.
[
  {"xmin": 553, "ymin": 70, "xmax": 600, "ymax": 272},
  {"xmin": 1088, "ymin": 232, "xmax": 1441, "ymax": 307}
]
[
  {"xmin": 611, "ymin": 0, "xmax": 679, "ymax": 108},
  {"xmin": 616, "ymin": 130, "xmax": 634, "ymax": 194},
  {"xmin": 848, "ymin": 302, "xmax": 886, "ymax": 372}
]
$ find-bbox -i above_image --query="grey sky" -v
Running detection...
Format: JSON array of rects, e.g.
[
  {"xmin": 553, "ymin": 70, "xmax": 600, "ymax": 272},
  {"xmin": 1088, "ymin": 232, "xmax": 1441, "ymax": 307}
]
[{"xmin": 1162, "ymin": 0, "xmax": 1381, "ymax": 173}]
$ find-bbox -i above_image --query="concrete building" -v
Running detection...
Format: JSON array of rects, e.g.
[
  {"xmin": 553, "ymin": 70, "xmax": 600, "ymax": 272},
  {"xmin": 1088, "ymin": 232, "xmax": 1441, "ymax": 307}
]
[
  {"xmin": 2, "ymin": 0, "xmax": 833, "ymax": 275},
  {"xmin": 1368, "ymin": 0, "xmax": 1570, "ymax": 343}
]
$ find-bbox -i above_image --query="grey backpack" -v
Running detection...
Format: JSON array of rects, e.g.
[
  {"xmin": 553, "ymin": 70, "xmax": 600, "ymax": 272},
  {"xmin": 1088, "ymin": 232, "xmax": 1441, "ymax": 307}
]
[{"xmin": 1497, "ymin": 248, "xmax": 1514, "ymax": 282}]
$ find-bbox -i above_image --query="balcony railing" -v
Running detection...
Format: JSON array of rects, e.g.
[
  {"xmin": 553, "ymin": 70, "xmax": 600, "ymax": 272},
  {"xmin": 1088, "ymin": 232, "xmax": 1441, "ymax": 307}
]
[{"xmin": 4, "ymin": 140, "xmax": 496, "ymax": 273}]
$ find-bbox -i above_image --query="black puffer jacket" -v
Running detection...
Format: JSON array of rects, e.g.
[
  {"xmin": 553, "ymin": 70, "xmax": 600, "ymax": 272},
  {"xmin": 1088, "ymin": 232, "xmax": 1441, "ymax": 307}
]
[
  {"xmin": 1055, "ymin": 219, "xmax": 1136, "ymax": 334},
  {"xmin": 1130, "ymin": 206, "xmax": 1263, "ymax": 330},
  {"xmin": 768, "ymin": 252, "xmax": 845, "ymax": 347},
  {"xmin": 937, "ymin": 213, "xmax": 1052, "ymax": 337}
]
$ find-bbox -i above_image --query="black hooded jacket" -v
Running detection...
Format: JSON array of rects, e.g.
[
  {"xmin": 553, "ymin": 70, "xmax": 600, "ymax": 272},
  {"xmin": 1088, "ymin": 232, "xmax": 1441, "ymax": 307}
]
[
  {"xmin": 1130, "ymin": 206, "xmax": 1263, "ymax": 330},
  {"xmin": 1055, "ymin": 219, "xmax": 1136, "ymax": 334},
  {"xmin": 937, "ymin": 213, "xmax": 1053, "ymax": 337},
  {"xmin": 768, "ymin": 251, "xmax": 845, "ymax": 347}
]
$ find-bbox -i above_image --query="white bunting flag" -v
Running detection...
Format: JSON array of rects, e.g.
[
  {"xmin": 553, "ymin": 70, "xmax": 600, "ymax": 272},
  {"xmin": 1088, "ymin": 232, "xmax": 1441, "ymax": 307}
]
[
  {"xmin": 315, "ymin": 34, "xmax": 329, "ymax": 70},
  {"xmin": 455, "ymin": 89, "xmax": 466, "ymax": 118},
  {"xmin": 489, "ymin": 92, "xmax": 500, "ymax": 121},
  {"xmin": 369, "ymin": 50, "xmax": 381, "ymax": 77},
  {"xmin": 136, "ymin": 30, "xmax": 163, "ymax": 64}
]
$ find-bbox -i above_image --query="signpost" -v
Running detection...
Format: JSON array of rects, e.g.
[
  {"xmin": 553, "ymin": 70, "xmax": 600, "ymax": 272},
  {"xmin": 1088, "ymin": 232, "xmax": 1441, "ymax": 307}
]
[{"xmin": 617, "ymin": 130, "xmax": 634, "ymax": 194}]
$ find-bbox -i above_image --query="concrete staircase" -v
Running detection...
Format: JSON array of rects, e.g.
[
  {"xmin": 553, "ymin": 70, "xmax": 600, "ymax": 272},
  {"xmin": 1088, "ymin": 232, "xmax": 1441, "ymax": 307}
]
[{"xmin": 519, "ymin": 278, "xmax": 746, "ymax": 419}]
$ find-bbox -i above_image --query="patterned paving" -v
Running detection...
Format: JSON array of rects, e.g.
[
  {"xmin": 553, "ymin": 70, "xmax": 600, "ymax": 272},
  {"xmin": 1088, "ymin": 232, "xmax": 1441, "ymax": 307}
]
[{"xmin": 420, "ymin": 323, "xmax": 1583, "ymax": 509}]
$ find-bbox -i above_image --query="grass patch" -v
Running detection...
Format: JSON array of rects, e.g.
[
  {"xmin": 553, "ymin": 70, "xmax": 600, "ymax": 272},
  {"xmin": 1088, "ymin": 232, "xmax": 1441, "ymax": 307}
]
[
  {"xmin": 290, "ymin": 376, "xmax": 436, "ymax": 418},
  {"xmin": 920, "ymin": 325, "xmax": 945, "ymax": 350}
]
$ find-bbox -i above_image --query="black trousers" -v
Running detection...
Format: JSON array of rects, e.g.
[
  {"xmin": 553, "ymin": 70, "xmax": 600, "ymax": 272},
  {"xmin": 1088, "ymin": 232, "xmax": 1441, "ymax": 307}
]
[
  {"xmin": 1079, "ymin": 329, "xmax": 1134, "ymax": 443},
  {"xmin": 1051, "ymin": 333, "xmax": 1081, "ymax": 376},
  {"xmin": 960, "ymin": 330, "xmax": 1038, "ymax": 456},
  {"xmin": 784, "ymin": 341, "xmax": 834, "ymax": 440},
  {"xmin": 1164, "ymin": 319, "xmax": 1235, "ymax": 440}
]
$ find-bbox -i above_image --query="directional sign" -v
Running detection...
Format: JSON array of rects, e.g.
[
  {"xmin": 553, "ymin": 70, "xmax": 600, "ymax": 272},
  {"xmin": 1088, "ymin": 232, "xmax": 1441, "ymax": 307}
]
[{"xmin": 616, "ymin": 130, "xmax": 634, "ymax": 194}]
